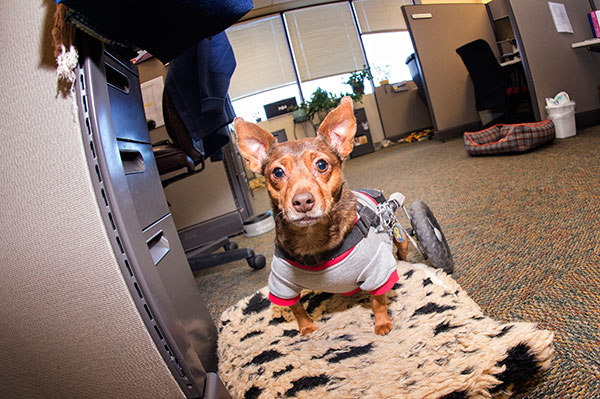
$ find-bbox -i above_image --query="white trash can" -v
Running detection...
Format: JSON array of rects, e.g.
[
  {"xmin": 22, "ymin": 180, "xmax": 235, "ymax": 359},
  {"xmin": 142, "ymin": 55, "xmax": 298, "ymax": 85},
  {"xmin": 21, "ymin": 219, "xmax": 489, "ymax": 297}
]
[{"xmin": 545, "ymin": 100, "xmax": 576, "ymax": 139}]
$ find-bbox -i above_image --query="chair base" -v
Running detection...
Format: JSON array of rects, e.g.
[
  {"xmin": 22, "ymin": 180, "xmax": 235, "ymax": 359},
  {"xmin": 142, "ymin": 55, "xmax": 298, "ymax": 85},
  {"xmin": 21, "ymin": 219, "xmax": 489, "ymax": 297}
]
[{"xmin": 186, "ymin": 237, "xmax": 265, "ymax": 271}]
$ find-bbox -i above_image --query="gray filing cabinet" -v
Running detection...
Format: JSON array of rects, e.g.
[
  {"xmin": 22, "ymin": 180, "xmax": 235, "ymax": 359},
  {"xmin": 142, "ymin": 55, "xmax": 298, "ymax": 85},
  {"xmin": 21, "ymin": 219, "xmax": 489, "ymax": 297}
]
[{"xmin": 76, "ymin": 35, "xmax": 231, "ymax": 398}]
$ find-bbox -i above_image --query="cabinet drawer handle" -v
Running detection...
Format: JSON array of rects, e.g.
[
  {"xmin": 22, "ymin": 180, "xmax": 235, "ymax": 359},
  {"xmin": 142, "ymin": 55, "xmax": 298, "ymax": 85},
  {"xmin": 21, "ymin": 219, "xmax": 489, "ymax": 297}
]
[
  {"xmin": 105, "ymin": 63, "xmax": 130, "ymax": 94},
  {"xmin": 147, "ymin": 230, "xmax": 169, "ymax": 265},
  {"xmin": 120, "ymin": 149, "xmax": 145, "ymax": 175}
]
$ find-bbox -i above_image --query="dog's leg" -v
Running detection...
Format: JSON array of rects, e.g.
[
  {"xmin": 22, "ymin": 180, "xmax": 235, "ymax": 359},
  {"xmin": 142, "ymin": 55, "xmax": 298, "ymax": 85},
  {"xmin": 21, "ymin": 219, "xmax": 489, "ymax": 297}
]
[
  {"xmin": 289, "ymin": 302, "xmax": 318, "ymax": 335},
  {"xmin": 394, "ymin": 239, "xmax": 409, "ymax": 261},
  {"xmin": 372, "ymin": 294, "xmax": 392, "ymax": 335}
]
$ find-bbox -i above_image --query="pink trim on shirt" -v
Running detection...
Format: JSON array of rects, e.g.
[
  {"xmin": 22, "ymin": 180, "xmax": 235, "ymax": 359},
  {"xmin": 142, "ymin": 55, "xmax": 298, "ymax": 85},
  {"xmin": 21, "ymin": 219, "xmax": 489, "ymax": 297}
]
[
  {"xmin": 268, "ymin": 293, "xmax": 301, "ymax": 306},
  {"xmin": 286, "ymin": 246, "xmax": 356, "ymax": 271},
  {"xmin": 269, "ymin": 271, "xmax": 399, "ymax": 306},
  {"xmin": 370, "ymin": 270, "xmax": 400, "ymax": 296}
]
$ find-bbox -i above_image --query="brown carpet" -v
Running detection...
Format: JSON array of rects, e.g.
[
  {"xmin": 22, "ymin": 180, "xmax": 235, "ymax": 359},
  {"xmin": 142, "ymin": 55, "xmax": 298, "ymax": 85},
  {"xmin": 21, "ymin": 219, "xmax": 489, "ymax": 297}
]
[{"xmin": 196, "ymin": 126, "xmax": 600, "ymax": 398}]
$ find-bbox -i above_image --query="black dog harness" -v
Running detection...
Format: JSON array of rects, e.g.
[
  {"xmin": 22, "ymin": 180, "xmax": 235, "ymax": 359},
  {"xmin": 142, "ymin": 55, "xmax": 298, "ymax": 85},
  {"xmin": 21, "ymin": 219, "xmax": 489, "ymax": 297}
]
[{"xmin": 274, "ymin": 189, "xmax": 387, "ymax": 267}]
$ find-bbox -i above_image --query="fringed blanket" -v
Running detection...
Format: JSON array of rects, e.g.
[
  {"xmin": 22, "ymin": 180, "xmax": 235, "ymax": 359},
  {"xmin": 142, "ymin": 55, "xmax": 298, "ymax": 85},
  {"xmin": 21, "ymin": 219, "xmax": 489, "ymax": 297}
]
[{"xmin": 218, "ymin": 262, "xmax": 553, "ymax": 399}]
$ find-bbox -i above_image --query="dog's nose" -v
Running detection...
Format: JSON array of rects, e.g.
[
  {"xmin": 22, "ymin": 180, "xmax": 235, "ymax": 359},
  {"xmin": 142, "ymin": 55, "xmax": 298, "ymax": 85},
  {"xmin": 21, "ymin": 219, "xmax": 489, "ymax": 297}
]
[{"xmin": 292, "ymin": 192, "xmax": 315, "ymax": 213}]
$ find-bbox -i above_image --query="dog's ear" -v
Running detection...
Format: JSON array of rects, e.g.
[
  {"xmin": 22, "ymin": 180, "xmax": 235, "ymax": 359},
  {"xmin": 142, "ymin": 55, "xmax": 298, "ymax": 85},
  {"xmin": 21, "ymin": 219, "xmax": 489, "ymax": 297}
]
[
  {"xmin": 234, "ymin": 117, "xmax": 276, "ymax": 174},
  {"xmin": 317, "ymin": 96, "xmax": 356, "ymax": 159}
]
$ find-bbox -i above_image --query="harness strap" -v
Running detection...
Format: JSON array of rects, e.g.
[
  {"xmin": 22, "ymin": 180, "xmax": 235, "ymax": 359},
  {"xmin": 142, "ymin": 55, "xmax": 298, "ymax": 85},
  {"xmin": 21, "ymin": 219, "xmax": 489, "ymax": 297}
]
[
  {"xmin": 275, "ymin": 201, "xmax": 380, "ymax": 267},
  {"xmin": 354, "ymin": 188, "xmax": 387, "ymax": 205}
]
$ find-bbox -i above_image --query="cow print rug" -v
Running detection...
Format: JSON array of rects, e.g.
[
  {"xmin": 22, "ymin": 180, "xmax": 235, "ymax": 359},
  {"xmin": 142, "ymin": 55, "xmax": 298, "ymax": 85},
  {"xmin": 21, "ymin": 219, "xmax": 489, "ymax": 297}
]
[{"xmin": 218, "ymin": 262, "xmax": 554, "ymax": 399}]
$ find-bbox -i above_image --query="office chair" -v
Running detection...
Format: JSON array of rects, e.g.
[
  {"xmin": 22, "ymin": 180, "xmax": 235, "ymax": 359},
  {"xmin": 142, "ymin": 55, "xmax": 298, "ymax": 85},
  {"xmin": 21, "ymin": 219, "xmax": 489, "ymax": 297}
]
[
  {"xmin": 152, "ymin": 90, "xmax": 206, "ymax": 188},
  {"xmin": 456, "ymin": 39, "xmax": 532, "ymax": 127},
  {"xmin": 153, "ymin": 90, "xmax": 265, "ymax": 270}
]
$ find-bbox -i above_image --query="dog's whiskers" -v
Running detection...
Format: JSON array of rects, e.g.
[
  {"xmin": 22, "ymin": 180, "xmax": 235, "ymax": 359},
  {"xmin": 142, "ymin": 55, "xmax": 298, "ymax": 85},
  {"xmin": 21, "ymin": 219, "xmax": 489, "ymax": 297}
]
[{"xmin": 276, "ymin": 210, "xmax": 285, "ymax": 221}]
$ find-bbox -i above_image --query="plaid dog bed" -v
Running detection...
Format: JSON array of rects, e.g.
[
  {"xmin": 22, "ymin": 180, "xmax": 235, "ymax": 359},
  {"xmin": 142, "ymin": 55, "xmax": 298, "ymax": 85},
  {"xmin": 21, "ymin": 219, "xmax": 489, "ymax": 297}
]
[{"xmin": 464, "ymin": 119, "xmax": 555, "ymax": 155}]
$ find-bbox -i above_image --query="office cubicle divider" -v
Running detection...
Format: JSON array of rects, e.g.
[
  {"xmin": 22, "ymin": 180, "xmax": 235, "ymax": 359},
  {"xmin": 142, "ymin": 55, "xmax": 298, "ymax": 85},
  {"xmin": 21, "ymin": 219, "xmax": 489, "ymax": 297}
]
[
  {"xmin": 1, "ymin": 2, "xmax": 230, "ymax": 398},
  {"xmin": 506, "ymin": 0, "xmax": 600, "ymax": 127},
  {"xmin": 405, "ymin": 0, "xmax": 600, "ymax": 139},
  {"xmin": 402, "ymin": 3, "xmax": 499, "ymax": 140}
]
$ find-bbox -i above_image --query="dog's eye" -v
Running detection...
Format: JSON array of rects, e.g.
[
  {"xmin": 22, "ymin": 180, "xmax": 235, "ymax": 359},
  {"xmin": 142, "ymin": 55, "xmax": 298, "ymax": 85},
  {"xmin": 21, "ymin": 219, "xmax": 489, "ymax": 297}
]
[
  {"xmin": 316, "ymin": 159, "xmax": 328, "ymax": 172},
  {"xmin": 272, "ymin": 167, "xmax": 284, "ymax": 178}
]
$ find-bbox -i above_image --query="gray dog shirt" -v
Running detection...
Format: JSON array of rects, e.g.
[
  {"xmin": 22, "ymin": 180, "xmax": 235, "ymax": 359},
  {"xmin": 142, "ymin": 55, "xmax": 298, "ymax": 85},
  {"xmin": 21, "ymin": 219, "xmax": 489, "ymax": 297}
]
[{"xmin": 268, "ymin": 191, "xmax": 399, "ymax": 306}]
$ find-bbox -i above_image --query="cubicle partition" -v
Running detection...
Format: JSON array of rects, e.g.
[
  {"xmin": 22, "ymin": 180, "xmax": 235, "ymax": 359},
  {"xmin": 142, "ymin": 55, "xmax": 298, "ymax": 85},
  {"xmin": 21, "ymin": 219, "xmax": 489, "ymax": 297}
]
[
  {"xmin": 405, "ymin": 0, "xmax": 600, "ymax": 138},
  {"xmin": 402, "ymin": 3, "xmax": 498, "ymax": 140},
  {"xmin": 2, "ymin": 2, "xmax": 231, "ymax": 398},
  {"xmin": 506, "ymin": 0, "xmax": 600, "ymax": 125},
  {"xmin": 374, "ymin": 80, "xmax": 432, "ymax": 139}
]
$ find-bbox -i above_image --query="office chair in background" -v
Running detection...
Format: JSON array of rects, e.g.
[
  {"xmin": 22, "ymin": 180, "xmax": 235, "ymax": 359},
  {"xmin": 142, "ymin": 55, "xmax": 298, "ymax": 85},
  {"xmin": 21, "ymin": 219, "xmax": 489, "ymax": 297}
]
[
  {"xmin": 153, "ymin": 90, "xmax": 266, "ymax": 271},
  {"xmin": 456, "ymin": 39, "xmax": 533, "ymax": 127},
  {"xmin": 152, "ymin": 90, "xmax": 205, "ymax": 188}
]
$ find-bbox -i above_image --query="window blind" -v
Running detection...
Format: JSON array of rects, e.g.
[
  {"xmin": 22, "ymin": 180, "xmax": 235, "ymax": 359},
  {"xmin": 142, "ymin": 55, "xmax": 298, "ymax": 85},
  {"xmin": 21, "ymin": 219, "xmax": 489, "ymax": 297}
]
[
  {"xmin": 353, "ymin": 0, "xmax": 412, "ymax": 33},
  {"xmin": 227, "ymin": 16, "xmax": 296, "ymax": 100},
  {"xmin": 284, "ymin": 3, "xmax": 366, "ymax": 82}
]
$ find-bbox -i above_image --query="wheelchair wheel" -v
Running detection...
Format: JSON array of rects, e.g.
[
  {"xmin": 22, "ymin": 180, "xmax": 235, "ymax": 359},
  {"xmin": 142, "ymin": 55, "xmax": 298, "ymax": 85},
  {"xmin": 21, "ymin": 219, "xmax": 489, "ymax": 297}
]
[{"xmin": 410, "ymin": 200, "xmax": 454, "ymax": 274}]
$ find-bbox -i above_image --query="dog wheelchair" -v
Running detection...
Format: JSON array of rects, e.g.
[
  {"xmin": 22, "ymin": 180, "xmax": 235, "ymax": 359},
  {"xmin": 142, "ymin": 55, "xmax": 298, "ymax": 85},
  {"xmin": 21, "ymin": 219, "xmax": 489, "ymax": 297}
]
[{"xmin": 380, "ymin": 193, "xmax": 454, "ymax": 274}]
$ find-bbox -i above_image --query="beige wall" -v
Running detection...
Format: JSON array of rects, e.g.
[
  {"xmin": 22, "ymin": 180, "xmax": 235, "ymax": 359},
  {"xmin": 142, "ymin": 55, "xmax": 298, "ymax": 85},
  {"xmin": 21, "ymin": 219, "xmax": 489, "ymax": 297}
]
[
  {"xmin": 375, "ymin": 81, "xmax": 432, "ymax": 138},
  {"xmin": 359, "ymin": 93, "xmax": 386, "ymax": 143}
]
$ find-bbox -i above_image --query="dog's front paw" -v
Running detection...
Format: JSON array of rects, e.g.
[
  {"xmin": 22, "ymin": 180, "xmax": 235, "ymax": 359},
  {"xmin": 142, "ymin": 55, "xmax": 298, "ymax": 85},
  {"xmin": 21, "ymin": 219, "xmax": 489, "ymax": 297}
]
[
  {"xmin": 299, "ymin": 323, "xmax": 318, "ymax": 336},
  {"xmin": 374, "ymin": 320, "xmax": 392, "ymax": 335}
]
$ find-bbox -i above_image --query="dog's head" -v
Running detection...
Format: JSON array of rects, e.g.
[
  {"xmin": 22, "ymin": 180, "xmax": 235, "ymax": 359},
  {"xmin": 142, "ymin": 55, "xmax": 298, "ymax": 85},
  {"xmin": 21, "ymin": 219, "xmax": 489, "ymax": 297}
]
[{"xmin": 234, "ymin": 96, "xmax": 356, "ymax": 227}]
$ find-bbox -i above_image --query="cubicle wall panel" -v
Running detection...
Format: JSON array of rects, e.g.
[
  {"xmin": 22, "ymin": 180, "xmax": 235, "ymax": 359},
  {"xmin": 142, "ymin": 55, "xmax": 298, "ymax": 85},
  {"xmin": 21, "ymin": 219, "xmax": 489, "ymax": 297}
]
[
  {"xmin": 164, "ymin": 159, "xmax": 239, "ymax": 231},
  {"xmin": 403, "ymin": 4, "xmax": 498, "ymax": 134},
  {"xmin": 0, "ymin": 3, "xmax": 185, "ymax": 398},
  {"xmin": 508, "ymin": 0, "xmax": 600, "ymax": 122},
  {"xmin": 374, "ymin": 81, "xmax": 432, "ymax": 138}
]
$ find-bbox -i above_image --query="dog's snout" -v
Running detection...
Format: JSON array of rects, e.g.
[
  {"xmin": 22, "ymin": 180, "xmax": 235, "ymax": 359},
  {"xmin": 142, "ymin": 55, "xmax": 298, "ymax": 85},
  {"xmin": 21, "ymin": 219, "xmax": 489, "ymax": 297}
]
[{"xmin": 292, "ymin": 192, "xmax": 315, "ymax": 213}]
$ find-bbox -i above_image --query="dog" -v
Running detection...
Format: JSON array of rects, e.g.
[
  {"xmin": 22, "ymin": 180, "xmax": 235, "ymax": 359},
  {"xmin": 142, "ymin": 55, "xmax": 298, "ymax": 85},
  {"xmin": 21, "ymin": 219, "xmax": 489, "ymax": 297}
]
[{"xmin": 234, "ymin": 96, "xmax": 408, "ymax": 336}]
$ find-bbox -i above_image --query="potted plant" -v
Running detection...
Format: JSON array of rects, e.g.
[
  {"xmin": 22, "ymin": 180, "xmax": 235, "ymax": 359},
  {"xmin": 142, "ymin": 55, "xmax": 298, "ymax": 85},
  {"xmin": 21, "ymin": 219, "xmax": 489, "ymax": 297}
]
[
  {"xmin": 304, "ymin": 88, "xmax": 365, "ymax": 125},
  {"xmin": 290, "ymin": 102, "xmax": 308, "ymax": 123},
  {"xmin": 306, "ymin": 87, "xmax": 336, "ymax": 122},
  {"xmin": 345, "ymin": 66, "xmax": 372, "ymax": 95}
]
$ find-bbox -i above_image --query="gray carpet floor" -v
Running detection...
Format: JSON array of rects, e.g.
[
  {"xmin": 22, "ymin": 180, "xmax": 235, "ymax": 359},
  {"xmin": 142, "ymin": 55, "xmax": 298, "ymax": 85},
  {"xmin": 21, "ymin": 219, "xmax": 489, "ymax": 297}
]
[{"xmin": 195, "ymin": 126, "xmax": 600, "ymax": 398}]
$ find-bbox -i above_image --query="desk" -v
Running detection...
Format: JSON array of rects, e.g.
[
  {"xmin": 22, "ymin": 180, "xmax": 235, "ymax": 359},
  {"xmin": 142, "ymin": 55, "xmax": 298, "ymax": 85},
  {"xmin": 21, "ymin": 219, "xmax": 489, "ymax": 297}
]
[
  {"xmin": 571, "ymin": 38, "xmax": 600, "ymax": 52},
  {"xmin": 500, "ymin": 57, "xmax": 521, "ymax": 67}
]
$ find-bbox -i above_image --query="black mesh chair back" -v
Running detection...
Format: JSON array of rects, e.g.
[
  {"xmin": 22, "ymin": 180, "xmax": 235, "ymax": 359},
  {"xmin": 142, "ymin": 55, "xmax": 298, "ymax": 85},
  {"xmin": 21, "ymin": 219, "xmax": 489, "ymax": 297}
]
[{"xmin": 456, "ymin": 39, "xmax": 506, "ymax": 111}]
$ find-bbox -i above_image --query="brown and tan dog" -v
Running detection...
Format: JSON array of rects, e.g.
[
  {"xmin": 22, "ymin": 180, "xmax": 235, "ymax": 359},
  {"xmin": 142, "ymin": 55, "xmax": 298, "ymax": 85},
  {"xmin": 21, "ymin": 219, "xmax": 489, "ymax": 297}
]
[{"xmin": 234, "ymin": 97, "xmax": 407, "ymax": 336}]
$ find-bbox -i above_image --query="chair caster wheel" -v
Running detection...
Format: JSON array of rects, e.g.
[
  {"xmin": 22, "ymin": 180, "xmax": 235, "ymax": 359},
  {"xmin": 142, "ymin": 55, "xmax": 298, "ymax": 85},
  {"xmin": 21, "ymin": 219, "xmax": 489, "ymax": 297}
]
[
  {"xmin": 247, "ymin": 254, "xmax": 266, "ymax": 269},
  {"xmin": 224, "ymin": 242, "xmax": 238, "ymax": 251}
]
